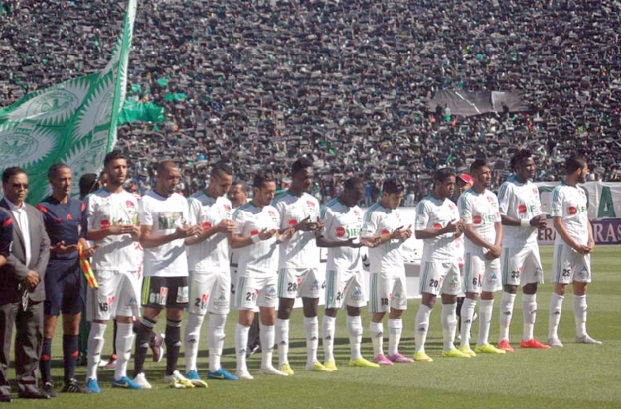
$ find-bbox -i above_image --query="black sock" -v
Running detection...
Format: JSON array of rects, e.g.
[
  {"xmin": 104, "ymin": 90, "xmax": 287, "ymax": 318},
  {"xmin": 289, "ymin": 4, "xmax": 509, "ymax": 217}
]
[
  {"xmin": 165, "ymin": 320, "xmax": 182, "ymax": 376},
  {"xmin": 63, "ymin": 334, "xmax": 78, "ymax": 382},
  {"xmin": 40, "ymin": 338, "xmax": 53, "ymax": 383},
  {"xmin": 134, "ymin": 318, "xmax": 156, "ymax": 376}
]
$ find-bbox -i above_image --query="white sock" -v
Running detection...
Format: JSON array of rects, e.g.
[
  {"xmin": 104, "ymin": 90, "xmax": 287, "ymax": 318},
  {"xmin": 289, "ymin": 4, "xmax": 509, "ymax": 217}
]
[
  {"xmin": 522, "ymin": 293, "xmax": 537, "ymax": 341},
  {"xmin": 86, "ymin": 322, "xmax": 106, "ymax": 380},
  {"xmin": 548, "ymin": 293, "xmax": 564, "ymax": 340},
  {"xmin": 208, "ymin": 313, "xmax": 227, "ymax": 372},
  {"xmin": 477, "ymin": 299, "xmax": 494, "ymax": 346},
  {"xmin": 346, "ymin": 315, "xmax": 363, "ymax": 361},
  {"xmin": 369, "ymin": 321, "xmax": 384, "ymax": 357},
  {"xmin": 114, "ymin": 322, "xmax": 133, "ymax": 380},
  {"xmin": 275, "ymin": 318, "xmax": 289, "ymax": 366},
  {"xmin": 260, "ymin": 324, "xmax": 275, "ymax": 369},
  {"xmin": 499, "ymin": 292, "xmax": 516, "ymax": 341},
  {"xmin": 322, "ymin": 315, "xmax": 336, "ymax": 361},
  {"xmin": 184, "ymin": 313, "xmax": 205, "ymax": 372},
  {"xmin": 235, "ymin": 323, "xmax": 250, "ymax": 372},
  {"xmin": 304, "ymin": 316, "xmax": 319, "ymax": 366},
  {"xmin": 414, "ymin": 304, "xmax": 431, "ymax": 354},
  {"xmin": 387, "ymin": 319, "xmax": 403, "ymax": 356},
  {"xmin": 573, "ymin": 294, "xmax": 587, "ymax": 338},
  {"xmin": 460, "ymin": 298, "xmax": 477, "ymax": 348},
  {"xmin": 441, "ymin": 303, "xmax": 458, "ymax": 351}
]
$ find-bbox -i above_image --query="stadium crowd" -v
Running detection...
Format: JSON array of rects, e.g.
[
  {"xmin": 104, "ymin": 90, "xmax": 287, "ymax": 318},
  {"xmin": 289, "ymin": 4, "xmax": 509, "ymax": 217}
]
[{"xmin": 2, "ymin": 0, "xmax": 621, "ymax": 202}]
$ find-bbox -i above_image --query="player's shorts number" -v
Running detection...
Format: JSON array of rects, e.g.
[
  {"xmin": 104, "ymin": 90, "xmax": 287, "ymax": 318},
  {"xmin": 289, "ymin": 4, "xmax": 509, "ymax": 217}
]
[{"xmin": 428, "ymin": 279, "xmax": 439, "ymax": 288}]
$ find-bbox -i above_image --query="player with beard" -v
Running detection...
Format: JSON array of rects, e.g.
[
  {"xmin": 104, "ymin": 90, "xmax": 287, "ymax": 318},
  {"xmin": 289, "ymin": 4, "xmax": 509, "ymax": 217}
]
[
  {"xmin": 133, "ymin": 161, "xmax": 201, "ymax": 389},
  {"xmin": 84, "ymin": 151, "xmax": 143, "ymax": 392},
  {"xmin": 548, "ymin": 156, "xmax": 601, "ymax": 347}
]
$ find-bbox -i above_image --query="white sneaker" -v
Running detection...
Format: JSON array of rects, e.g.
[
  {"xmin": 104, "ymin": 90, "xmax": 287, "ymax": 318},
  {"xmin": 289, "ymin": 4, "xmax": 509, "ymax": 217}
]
[
  {"xmin": 576, "ymin": 335, "xmax": 602, "ymax": 345},
  {"xmin": 547, "ymin": 337, "xmax": 564, "ymax": 348},
  {"xmin": 236, "ymin": 369, "xmax": 254, "ymax": 380},
  {"xmin": 164, "ymin": 370, "xmax": 195, "ymax": 389},
  {"xmin": 133, "ymin": 372, "xmax": 152, "ymax": 389},
  {"xmin": 259, "ymin": 365, "xmax": 288, "ymax": 376}
]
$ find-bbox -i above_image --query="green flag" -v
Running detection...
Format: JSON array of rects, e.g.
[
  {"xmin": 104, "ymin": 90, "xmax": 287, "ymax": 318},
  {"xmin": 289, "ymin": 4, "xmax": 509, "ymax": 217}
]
[
  {"xmin": 0, "ymin": 0, "xmax": 137, "ymax": 204},
  {"xmin": 118, "ymin": 100, "xmax": 165, "ymax": 125}
]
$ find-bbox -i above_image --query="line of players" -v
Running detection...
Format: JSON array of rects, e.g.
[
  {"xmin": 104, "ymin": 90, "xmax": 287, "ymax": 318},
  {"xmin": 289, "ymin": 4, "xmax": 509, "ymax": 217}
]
[{"xmin": 23, "ymin": 148, "xmax": 601, "ymax": 395}]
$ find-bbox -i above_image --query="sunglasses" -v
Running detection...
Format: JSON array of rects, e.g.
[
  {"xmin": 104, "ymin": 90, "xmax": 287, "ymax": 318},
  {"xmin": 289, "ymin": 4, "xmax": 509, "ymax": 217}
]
[{"xmin": 12, "ymin": 183, "xmax": 29, "ymax": 189}]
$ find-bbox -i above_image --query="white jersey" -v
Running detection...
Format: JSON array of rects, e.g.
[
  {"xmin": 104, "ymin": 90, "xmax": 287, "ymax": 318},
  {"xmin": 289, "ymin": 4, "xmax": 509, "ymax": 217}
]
[
  {"xmin": 458, "ymin": 188, "xmax": 501, "ymax": 252},
  {"xmin": 497, "ymin": 175, "xmax": 542, "ymax": 247},
  {"xmin": 233, "ymin": 202, "xmax": 280, "ymax": 277},
  {"xmin": 186, "ymin": 191, "xmax": 232, "ymax": 272},
  {"xmin": 415, "ymin": 194, "xmax": 460, "ymax": 262},
  {"xmin": 361, "ymin": 202, "xmax": 406, "ymax": 274},
  {"xmin": 551, "ymin": 182, "xmax": 589, "ymax": 246},
  {"xmin": 321, "ymin": 198, "xmax": 364, "ymax": 273},
  {"xmin": 85, "ymin": 188, "xmax": 142, "ymax": 271},
  {"xmin": 140, "ymin": 191, "xmax": 189, "ymax": 277},
  {"xmin": 272, "ymin": 191, "xmax": 320, "ymax": 269}
]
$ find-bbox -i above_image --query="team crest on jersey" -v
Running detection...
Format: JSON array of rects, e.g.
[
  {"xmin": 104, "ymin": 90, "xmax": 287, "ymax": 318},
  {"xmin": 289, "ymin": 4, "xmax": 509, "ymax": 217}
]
[
  {"xmin": 224, "ymin": 204, "xmax": 231, "ymax": 211},
  {"xmin": 336, "ymin": 226, "xmax": 346, "ymax": 237},
  {"xmin": 568, "ymin": 206, "xmax": 577, "ymax": 215},
  {"xmin": 307, "ymin": 200, "xmax": 315, "ymax": 208},
  {"xmin": 448, "ymin": 204, "xmax": 455, "ymax": 210},
  {"xmin": 487, "ymin": 196, "xmax": 494, "ymax": 203},
  {"xmin": 532, "ymin": 188, "xmax": 538, "ymax": 194},
  {"xmin": 126, "ymin": 200, "xmax": 135, "ymax": 208},
  {"xmin": 268, "ymin": 210, "xmax": 276, "ymax": 217},
  {"xmin": 354, "ymin": 209, "xmax": 360, "ymax": 216},
  {"xmin": 518, "ymin": 204, "xmax": 527, "ymax": 213},
  {"xmin": 473, "ymin": 215, "xmax": 482, "ymax": 225},
  {"xmin": 67, "ymin": 214, "xmax": 73, "ymax": 220}
]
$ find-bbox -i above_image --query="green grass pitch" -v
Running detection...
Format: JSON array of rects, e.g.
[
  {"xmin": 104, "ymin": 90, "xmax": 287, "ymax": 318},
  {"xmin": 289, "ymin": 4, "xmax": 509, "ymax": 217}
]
[{"xmin": 8, "ymin": 245, "xmax": 621, "ymax": 408}]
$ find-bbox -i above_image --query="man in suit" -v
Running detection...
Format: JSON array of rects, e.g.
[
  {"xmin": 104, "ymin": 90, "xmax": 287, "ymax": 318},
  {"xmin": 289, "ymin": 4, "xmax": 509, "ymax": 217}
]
[{"xmin": 0, "ymin": 167, "xmax": 51, "ymax": 400}]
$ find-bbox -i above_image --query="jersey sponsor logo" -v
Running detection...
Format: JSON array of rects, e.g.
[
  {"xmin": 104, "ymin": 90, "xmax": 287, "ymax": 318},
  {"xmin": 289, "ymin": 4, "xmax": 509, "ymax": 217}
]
[
  {"xmin": 177, "ymin": 286, "xmax": 189, "ymax": 303},
  {"xmin": 202, "ymin": 221, "xmax": 212, "ymax": 230},
  {"xmin": 518, "ymin": 204, "xmax": 527, "ymax": 213},
  {"xmin": 473, "ymin": 215, "xmax": 482, "ymax": 225},
  {"xmin": 568, "ymin": 206, "xmax": 577, "ymax": 215},
  {"xmin": 288, "ymin": 219, "xmax": 297, "ymax": 226},
  {"xmin": 381, "ymin": 229, "xmax": 390, "ymax": 235},
  {"xmin": 101, "ymin": 219, "xmax": 110, "ymax": 229},
  {"xmin": 433, "ymin": 223, "xmax": 442, "ymax": 229},
  {"xmin": 336, "ymin": 226, "xmax": 346, "ymax": 237},
  {"xmin": 157, "ymin": 212, "xmax": 184, "ymax": 230},
  {"xmin": 250, "ymin": 229, "xmax": 259, "ymax": 236}
]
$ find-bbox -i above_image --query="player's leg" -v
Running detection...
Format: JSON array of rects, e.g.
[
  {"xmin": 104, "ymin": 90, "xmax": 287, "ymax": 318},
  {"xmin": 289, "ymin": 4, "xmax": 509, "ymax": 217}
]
[
  {"xmin": 475, "ymin": 258, "xmax": 504, "ymax": 354},
  {"xmin": 41, "ymin": 263, "xmax": 62, "ymax": 396},
  {"xmin": 440, "ymin": 263, "xmax": 468, "ymax": 358},
  {"xmin": 368, "ymin": 271, "xmax": 390, "ymax": 365},
  {"xmin": 345, "ymin": 273, "xmax": 378, "ymax": 368},
  {"xmin": 414, "ymin": 262, "xmax": 439, "ymax": 362},
  {"xmin": 300, "ymin": 268, "xmax": 326, "ymax": 371},
  {"xmin": 387, "ymin": 273, "xmax": 410, "ymax": 363},
  {"xmin": 206, "ymin": 271, "xmax": 237, "ymax": 380},
  {"xmin": 258, "ymin": 277, "xmax": 288, "ymax": 376},
  {"xmin": 572, "ymin": 254, "xmax": 600, "ymax": 344},
  {"xmin": 519, "ymin": 247, "xmax": 549, "ymax": 348},
  {"xmin": 275, "ymin": 268, "xmax": 297, "ymax": 372},
  {"xmin": 548, "ymin": 244, "xmax": 570, "ymax": 347},
  {"xmin": 184, "ymin": 272, "xmax": 208, "ymax": 379},
  {"xmin": 498, "ymin": 247, "xmax": 518, "ymax": 351},
  {"xmin": 234, "ymin": 276, "xmax": 257, "ymax": 379},
  {"xmin": 322, "ymin": 270, "xmax": 342, "ymax": 370},
  {"xmin": 459, "ymin": 253, "xmax": 480, "ymax": 355},
  {"xmin": 162, "ymin": 276, "xmax": 190, "ymax": 387},
  {"xmin": 133, "ymin": 276, "xmax": 163, "ymax": 388}
]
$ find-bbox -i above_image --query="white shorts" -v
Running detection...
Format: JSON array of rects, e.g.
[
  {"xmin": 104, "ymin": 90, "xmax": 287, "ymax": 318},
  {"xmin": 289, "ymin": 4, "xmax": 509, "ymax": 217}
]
[
  {"xmin": 277, "ymin": 267, "xmax": 322, "ymax": 299},
  {"xmin": 368, "ymin": 271, "xmax": 408, "ymax": 313},
  {"xmin": 86, "ymin": 270, "xmax": 141, "ymax": 321},
  {"xmin": 419, "ymin": 260, "xmax": 462, "ymax": 297},
  {"xmin": 463, "ymin": 251, "xmax": 501, "ymax": 294},
  {"xmin": 189, "ymin": 270, "xmax": 230, "ymax": 315},
  {"xmin": 501, "ymin": 244, "xmax": 544, "ymax": 287},
  {"xmin": 232, "ymin": 275, "xmax": 278, "ymax": 310},
  {"xmin": 551, "ymin": 243, "xmax": 591, "ymax": 284},
  {"xmin": 325, "ymin": 270, "xmax": 366, "ymax": 310}
]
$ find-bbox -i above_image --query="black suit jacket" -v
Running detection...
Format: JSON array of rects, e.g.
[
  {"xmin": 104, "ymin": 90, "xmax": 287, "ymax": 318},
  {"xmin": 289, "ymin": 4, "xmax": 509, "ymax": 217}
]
[{"xmin": 0, "ymin": 199, "xmax": 50, "ymax": 303}]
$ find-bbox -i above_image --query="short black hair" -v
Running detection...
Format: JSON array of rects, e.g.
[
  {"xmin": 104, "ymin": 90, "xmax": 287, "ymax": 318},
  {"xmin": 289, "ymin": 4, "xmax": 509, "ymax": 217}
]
[
  {"xmin": 433, "ymin": 167, "xmax": 455, "ymax": 183},
  {"xmin": 232, "ymin": 180, "xmax": 249, "ymax": 193},
  {"xmin": 382, "ymin": 178, "xmax": 405, "ymax": 195},
  {"xmin": 344, "ymin": 176, "xmax": 364, "ymax": 191},
  {"xmin": 470, "ymin": 159, "xmax": 489, "ymax": 174},
  {"xmin": 48, "ymin": 163, "xmax": 70, "ymax": 179},
  {"xmin": 565, "ymin": 156, "xmax": 587, "ymax": 174},
  {"xmin": 211, "ymin": 162, "xmax": 233, "ymax": 178},
  {"xmin": 103, "ymin": 150, "xmax": 126, "ymax": 167},
  {"xmin": 79, "ymin": 173, "xmax": 98, "ymax": 198},
  {"xmin": 291, "ymin": 156, "xmax": 314, "ymax": 176},
  {"xmin": 510, "ymin": 149, "xmax": 533, "ymax": 171},
  {"xmin": 2, "ymin": 167, "xmax": 26, "ymax": 184},
  {"xmin": 156, "ymin": 160, "xmax": 178, "ymax": 175},
  {"xmin": 253, "ymin": 172, "xmax": 275, "ymax": 189}
]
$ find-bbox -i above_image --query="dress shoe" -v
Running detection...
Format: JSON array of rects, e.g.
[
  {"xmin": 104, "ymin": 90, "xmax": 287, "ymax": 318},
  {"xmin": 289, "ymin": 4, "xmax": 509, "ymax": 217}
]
[{"xmin": 18, "ymin": 390, "xmax": 50, "ymax": 399}]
